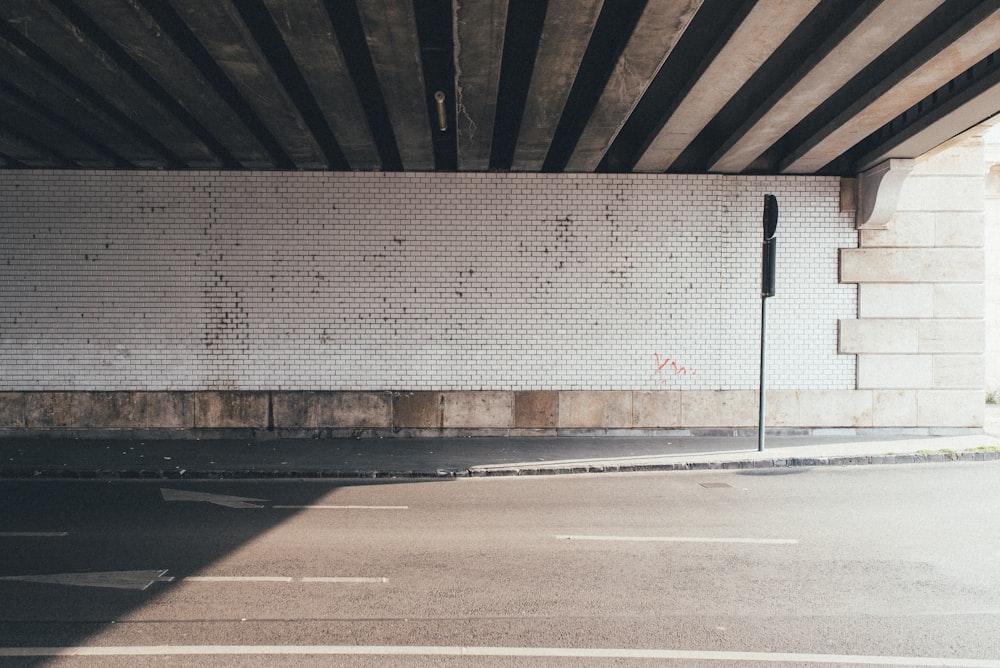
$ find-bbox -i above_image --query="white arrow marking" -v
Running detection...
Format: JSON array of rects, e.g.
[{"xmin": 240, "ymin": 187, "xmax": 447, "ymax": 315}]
[
  {"xmin": 160, "ymin": 488, "xmax": 268, "ymax": 509},
  {"xmin": 0, "ymin": 570, "xmax": 174, "ymax": 591}
]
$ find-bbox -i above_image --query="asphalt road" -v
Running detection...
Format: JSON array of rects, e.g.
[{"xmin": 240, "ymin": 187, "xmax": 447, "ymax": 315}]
[{"xmin": 1, "ymin": 462, "xmax": 999, "ymax": 667}]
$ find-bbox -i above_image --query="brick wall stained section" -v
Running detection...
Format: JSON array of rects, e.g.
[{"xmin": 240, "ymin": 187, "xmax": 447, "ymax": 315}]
[{"xmin": 0, "ymin": 171, "xmax": 857, "ymax": 392}]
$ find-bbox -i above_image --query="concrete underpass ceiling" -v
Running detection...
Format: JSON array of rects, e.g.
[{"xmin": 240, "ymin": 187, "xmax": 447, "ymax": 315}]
[{"xmin": 0, "ymin": 0, "xmax": 999, "ymax": 176}]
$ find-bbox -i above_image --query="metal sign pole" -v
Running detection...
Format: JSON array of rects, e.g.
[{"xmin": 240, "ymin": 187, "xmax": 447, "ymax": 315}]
[
  {"xmin": 759, "ymin": 296, "xmax": 768, "ymax": 452},
  {"xmin": 759, "ymin": 195, "xmax": 778, "ymax": 452}
]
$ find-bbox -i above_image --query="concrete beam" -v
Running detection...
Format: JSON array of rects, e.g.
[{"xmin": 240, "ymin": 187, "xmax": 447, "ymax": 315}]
[
  {"xmin": 782, "ymin": 6, "xmax": 1000, "ymax": 173},
  {"xmin": 709, "ymin": 0, "xmax": 943, "ymax": 174},
  {"xmin": 566, "ymin": 0, "xmax": 702, "ymax": 172},
  {"xmin": 635, "ymin": 0, "xmax": 819, "ymax": 173},
  {"xmin": 0, "ymin": 34, "xmax": 164, "ymax": 167},
  {"xmin": 170, "ymin": 0, "xmax": 327, "ymax": 168},
  {"xmin": 356, "ymin": 0, "xmax": 434, "ymax": 170},
  {"xmin": 262, "ymin": 0, "xmax": 380, "ymax": 170},
  {"xmin": 512, "ymin": 0, "xmax": 603, "ymax": 171},
  {"xmin": 75, "ymin": 0, "xmax": 275, "ymax": 168},
  {"xmin": 0, "ymin": 90, "xmax": 114, "ymax": 168},
  {"xmin": 0, "ymin": 0, "xmax": 216, "ymax": 166},
  {"xmin": 454, "ymin": 0, "xmax": 507, "ymax": 170},
  {"xmin": 857, "ymin": 82, "xmax": 1000, "ymax": 173}
]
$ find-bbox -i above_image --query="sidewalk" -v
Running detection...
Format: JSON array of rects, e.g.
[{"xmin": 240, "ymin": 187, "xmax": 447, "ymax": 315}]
[{"xmin": 1, "ymin": 406, "xmax": 998, "ymax": 479}]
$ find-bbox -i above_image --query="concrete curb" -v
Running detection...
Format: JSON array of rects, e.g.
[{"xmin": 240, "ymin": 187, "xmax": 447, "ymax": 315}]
[
  {"xmin": 0, "ymin": 467, "xmax": 464, "ymax": 480},
  {"xmin": 468, "ymin": 449, "xmax": 1000, "ymax": 476},
  {"xmin": 1, "ymin": 449, "xmax": 997, "ymax": 480}
]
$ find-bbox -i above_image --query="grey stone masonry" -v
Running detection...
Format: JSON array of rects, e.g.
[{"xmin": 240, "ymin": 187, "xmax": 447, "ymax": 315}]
[{"xmin": 839, "ymin": 125, "xmax": 990, "ymax": 428}]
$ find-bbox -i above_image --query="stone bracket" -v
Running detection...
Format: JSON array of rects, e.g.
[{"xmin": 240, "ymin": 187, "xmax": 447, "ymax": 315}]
[{"xmin": 856, "ymin": 158, "xmax": 914, "ymax": 229}]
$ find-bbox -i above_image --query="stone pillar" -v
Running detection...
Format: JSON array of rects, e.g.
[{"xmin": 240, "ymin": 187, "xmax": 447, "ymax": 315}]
[
  {"xmin": 839, "ymin": 127, "xmax": 989, "ymax": 429},
  {"xmin": 985, "ymin": 123, "xmax": 1000, "ymax": 400}
]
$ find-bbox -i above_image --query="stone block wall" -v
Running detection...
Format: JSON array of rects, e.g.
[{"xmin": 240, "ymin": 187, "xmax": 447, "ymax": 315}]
[
  {"xmin": 985, "ymin": 123, "xmax": 1000, "ymax": 398},
  {"xmin": 838, "ymin": 128, "xmax": 989, "ymax": 428}
]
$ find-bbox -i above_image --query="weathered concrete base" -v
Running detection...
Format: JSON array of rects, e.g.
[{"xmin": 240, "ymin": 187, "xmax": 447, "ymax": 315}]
[{"xmin": 0, "ymin": 389, "xmax": 984, "ymax": 437}]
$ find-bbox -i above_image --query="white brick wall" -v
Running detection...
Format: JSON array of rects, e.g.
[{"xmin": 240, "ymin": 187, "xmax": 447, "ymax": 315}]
[{"xmin": 0, "ymin": 171, "xmax": 856, "ymax": 391}]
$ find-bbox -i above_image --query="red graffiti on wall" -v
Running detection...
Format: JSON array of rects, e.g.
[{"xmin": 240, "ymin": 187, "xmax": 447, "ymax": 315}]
[{"xmin": 654, "ymin": 353, "xmax": 695, "ymax": 378}]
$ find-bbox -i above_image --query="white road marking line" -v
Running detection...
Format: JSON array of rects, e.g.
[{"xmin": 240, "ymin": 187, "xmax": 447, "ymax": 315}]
[
  {"xmin": 0, "ymin": 532, "xmax": 69, "ymax": 537},
  {"xmin": 272, "ymin": 505, "xmax": 408, "ymax": 510},
  {"xmin": 182, "ymin": 577, "xmax": 387, "ymax": 584},
  {"xmin": 301, "ymin": 577, "xmax": 389, "ymax": 584},
  {"xmin": 0, "ymin": 646, "xmax": 997, "ymax": 665},
  {"xmin": 557, "ymin": 535, "xmax": 798, "ymax": 545},
  {"xmin": 184, "ymin": 577, "xmax": 293, "ymax": 583}
]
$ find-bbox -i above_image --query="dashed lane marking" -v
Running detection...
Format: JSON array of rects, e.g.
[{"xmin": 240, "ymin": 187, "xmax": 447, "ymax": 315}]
[
  {"xmin": 301, "ymin": 577, "xmax": 389, "ymax": 583},
  {"xmin": 182, "ymin": 576, "xmax": 388, "ymax": 584},
  {"xmin": 557, "ymin": 535, "xmax": 798, "ymax": 545},
  {"xmin": 272, "ymin": 505, "xmax": 408, "ymax": 510}
]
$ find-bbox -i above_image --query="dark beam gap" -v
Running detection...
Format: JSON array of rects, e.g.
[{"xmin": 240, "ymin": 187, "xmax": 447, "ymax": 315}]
[
  {"xmin": 233, "ymin": 0, "xmax": 348, "ymax": 170},
  {"xmin": 48, "ymin": 0, "xmax": 237, "ymax": 168},
  {"xmin": 323, "ymin": 0, "xmax": 402, "ymax": 171},
  {"xmin": 0, "ymin": 18, "xmax": 181, "ymax": 167},
  {"xmin": 135, "ymin": 0, "xmax": 294, "ymax": 169},
  {"xmin": 767, "ymin": 0, "xmax": 994, "ymax": 174},
  {"xmin": 413, "ymin": 0, "xmax": 457, "ymax": 171},
  {"xmin": 543, "ymin": 0, "xmax": 648, "ymax": 173},
  {"xmin": 596, "ymin": 0, "xmax": 753, "ymax": 173},
  {"xmin": 490, "ymin": 0, "xmax": 548, "ymax": 171},
  {"xmin": 670, "ymin": 0, "xmax": 882, "ymax": 174},
  {"xmin": 0, "ymin": 78, "xmax": 133, "ymax": 168}
]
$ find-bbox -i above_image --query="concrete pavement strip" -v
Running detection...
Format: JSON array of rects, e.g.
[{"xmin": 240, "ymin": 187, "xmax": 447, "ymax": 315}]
[
  {"xmin": 1, "ymin": 407, "xmax": 997, "ymax": 479},
  {"xmin": 467, "ymin": 433, "xmax": 1000, "ymax": 476}
]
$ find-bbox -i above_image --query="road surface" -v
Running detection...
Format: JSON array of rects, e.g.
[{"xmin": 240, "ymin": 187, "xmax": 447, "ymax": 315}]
[{"xmin": 1, "ymin": 462, "xmax": 999, "ymax": 666}]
